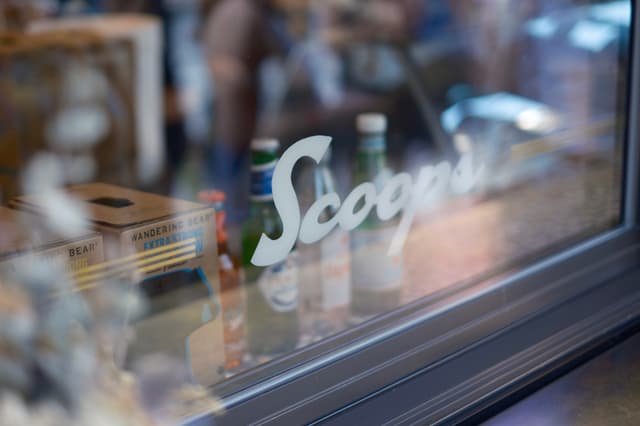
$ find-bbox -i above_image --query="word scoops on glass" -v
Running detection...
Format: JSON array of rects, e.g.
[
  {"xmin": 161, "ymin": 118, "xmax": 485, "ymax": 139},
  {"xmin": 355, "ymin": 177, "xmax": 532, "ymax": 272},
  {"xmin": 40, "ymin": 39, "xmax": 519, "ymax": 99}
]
[{"xmin": 251, "ymin": 135, "xmax": 486, "ymax": 267}]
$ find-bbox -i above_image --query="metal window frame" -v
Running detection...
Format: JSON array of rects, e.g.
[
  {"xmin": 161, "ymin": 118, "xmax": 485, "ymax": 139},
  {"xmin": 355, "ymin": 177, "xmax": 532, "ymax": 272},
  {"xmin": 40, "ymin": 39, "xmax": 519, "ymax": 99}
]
[{"xmin": 187, "ymin": 2, "xmax": 640, "ymax": 424}]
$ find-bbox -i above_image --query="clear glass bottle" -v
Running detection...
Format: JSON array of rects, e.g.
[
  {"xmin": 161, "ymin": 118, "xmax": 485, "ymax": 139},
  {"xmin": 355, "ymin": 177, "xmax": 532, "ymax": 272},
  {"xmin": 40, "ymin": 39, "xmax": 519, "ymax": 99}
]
[
  {"xmin": 350, "ymin": 113, "xmax": 404, "ymax": 320},
  {"xmin": 198, "ymin": 190, "xmax": 247, "ymax": 372},
  {"xmin": 296, "ymin": 145, "xmax": 351, "ymax": 342},
  {"xmin": 242, "ymin": 139, "xmax": 299, "ymax": 358}
]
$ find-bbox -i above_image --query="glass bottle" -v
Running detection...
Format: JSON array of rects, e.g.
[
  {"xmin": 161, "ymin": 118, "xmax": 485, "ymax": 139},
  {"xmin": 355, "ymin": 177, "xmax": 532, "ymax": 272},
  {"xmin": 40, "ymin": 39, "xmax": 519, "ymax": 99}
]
[
  {"xmin": 198, "ymin": 190, "xmax": 247, "ymax": 372},
  {"xmin": 296, "ymin": 145, "xmax": 351, "ymax": 341},
  {"xmin": 350, "ymin": 113, "xmax": 404, "ymax": 320},
  {"xmin": 242, "ymin": 139, "xmax": 299, "ymax": 359}
]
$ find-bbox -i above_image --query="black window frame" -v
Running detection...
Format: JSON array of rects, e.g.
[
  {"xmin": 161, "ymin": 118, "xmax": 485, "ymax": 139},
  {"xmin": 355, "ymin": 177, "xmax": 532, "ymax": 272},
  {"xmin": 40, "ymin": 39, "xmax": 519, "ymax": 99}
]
[{"xmin": 186, "ymin": 2, "xmax": 640, "ymax": 424}]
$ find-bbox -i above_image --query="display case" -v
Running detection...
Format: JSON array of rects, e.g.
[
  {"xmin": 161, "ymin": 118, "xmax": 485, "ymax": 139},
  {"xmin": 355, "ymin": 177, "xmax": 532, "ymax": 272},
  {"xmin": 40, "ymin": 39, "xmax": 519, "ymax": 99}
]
[{"xmin": 0, "ymin": 1, "xmax": 637, "ymax": 425}]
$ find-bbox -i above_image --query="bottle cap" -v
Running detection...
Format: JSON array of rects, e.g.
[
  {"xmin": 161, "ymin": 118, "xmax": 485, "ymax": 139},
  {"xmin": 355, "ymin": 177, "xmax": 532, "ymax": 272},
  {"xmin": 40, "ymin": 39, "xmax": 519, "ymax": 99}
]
[
  {"xmin": 251, "ymin": 138, "xmax": 279, "ymax": 152},
  {"xmin": 198, "ymin": 190, "xmax": 225, "ymax": 205},
  {"xmin": 357, "ymin": 113, "xmax": 387, "ymax": 134}
]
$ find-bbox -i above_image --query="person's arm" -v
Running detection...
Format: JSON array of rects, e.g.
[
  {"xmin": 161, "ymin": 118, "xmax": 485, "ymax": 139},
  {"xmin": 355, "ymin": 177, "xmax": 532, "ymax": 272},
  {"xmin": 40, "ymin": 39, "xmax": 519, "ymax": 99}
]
[
  {"xmin": 202, "ymin": 0, "xmax": 263, "ymax": 153},
  {"xmin": 209, "ymin": 58, "xmax": 258, "ymax": 154}
]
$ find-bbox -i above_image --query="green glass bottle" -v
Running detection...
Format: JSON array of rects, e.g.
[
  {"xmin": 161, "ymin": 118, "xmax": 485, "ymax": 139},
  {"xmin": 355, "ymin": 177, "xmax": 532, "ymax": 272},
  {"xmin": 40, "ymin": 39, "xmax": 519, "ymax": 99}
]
[
  {"xmin": 242, "ymin": 139, "xmax": 299, "ymax": 358},
  {"xmin": 350, "ymin": 114, "xmax": 404, "ymax": 320}
]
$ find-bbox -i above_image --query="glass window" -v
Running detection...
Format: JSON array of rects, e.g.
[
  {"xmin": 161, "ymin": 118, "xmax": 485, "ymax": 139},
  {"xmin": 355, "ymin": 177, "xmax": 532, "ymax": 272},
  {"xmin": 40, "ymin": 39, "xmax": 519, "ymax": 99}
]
[{"xmin": 0, "ymin": 0, "xmax": 632, "ymax": 423}]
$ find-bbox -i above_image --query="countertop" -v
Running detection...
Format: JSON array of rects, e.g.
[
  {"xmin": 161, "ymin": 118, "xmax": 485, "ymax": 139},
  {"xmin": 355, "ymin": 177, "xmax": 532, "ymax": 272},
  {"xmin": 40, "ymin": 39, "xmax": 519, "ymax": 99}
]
[{"xmin": 484, "ymin": 329, "xmax": 640, "ymax": 426}]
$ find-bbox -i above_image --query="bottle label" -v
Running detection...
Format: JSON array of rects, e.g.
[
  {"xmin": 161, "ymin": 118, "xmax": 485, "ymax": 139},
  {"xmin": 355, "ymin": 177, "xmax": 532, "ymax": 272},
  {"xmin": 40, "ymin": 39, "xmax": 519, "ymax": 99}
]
[
  {"xmin": 250, "ymin": 161, "xmax": 276, "ymax": 200},
  {"xmin": 358, "ymin": 134, "xmax": 385, "ymax": 152},
  {"xmin": 320, "ymin": 230, "xmax": 351, "ymax": 309},
  {"xmin": 351, "ymin": 227, "xmax": 403, "ymax": 291},
  {"xmin": 258, "ymin": 254, "xmax": 299, "ymax": 312}
]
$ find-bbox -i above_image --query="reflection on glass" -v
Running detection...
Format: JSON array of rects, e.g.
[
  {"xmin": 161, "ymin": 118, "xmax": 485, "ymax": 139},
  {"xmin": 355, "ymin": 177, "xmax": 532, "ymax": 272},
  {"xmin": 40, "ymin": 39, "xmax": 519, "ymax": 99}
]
[{"xmin": 0, "ymin": 0, "xmax": 631, "ymax": 422}]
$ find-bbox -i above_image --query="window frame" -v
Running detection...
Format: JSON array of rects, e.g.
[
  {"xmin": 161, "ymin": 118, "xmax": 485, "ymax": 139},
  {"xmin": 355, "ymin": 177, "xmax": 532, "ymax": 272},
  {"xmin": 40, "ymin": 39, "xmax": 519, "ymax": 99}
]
[{"xmin": 186, "ymin": 3, "xmax": 640, "ymax": 424}]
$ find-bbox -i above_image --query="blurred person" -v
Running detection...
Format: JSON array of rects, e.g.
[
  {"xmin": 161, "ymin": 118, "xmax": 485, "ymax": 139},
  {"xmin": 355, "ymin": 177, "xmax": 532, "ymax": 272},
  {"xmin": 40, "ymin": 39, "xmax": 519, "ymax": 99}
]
[
  {"xmin": 200, "ymin": 0, "xmax": 302, "ymax": 224},
  {"xmin": 200, "ymin": 0, "xmax": 424, "ymax": 223}
]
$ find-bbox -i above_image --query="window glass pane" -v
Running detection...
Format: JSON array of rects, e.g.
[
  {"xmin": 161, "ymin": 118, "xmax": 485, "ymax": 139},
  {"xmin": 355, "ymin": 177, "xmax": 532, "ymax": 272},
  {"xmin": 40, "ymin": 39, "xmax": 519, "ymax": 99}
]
[{"xmin": 0, "ymin": 0, "xmax": 630, "ymax": 421}]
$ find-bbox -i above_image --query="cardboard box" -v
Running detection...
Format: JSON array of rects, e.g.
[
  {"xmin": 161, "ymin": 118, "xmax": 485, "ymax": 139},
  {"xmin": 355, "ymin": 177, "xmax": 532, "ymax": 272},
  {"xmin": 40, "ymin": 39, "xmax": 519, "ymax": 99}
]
[
  {"xmin": 12, "ymin": 183, "xmax": 225, "ymax": 386},
  {"xmin": 0, "ymin": 206, "xmax": 104, "ymax": 276}
]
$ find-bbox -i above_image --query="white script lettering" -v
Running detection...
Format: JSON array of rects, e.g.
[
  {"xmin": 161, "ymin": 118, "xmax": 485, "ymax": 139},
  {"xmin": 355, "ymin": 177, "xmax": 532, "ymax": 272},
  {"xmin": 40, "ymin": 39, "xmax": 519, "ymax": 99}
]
[{"xmin": 250, "ymin": 135, "xmax": 484, "ymax": 266}]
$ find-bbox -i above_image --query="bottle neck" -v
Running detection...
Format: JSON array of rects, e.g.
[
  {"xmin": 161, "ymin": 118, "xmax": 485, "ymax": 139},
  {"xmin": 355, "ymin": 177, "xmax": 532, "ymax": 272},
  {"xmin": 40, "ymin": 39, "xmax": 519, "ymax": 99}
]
[
  {"xmin": 215, "ymin": 210, "xmax": 229, "ymax": 251},
  {"xmin": 250, "ymin": 151, "xmax": 277, "ymax": 202}
]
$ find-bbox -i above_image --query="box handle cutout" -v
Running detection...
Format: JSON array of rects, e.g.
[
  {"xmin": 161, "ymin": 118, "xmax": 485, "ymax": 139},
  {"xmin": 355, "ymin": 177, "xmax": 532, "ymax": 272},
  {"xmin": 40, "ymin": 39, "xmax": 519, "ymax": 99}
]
[{"xmin": 88, "ymin": 197, "xmax": 134, "ymax": 208}]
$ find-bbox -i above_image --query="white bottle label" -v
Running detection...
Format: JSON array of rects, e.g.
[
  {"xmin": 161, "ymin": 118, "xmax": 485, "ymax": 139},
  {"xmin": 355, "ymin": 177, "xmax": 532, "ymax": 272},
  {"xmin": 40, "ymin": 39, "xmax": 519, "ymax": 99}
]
[
  {"xmin": 351, "ymin": 227, "xmax": 403, "ymax": 291},
  {"xmin": 258, "ymin": 255, "xmax": 299, "ymax": 313},
  {"xmin": 320, "ymin": 230, "xmax": 351, "ymax": 309}
]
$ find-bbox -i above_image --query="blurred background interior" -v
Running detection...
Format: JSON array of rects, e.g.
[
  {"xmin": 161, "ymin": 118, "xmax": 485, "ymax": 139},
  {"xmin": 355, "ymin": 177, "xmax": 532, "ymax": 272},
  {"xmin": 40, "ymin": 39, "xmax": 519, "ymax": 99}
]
[
  {"xmin": 0, "ymin": 0, "xmax": 631, "ymax": 390},
  {"xmin": 0, "ymin": 0, "xmax": 629, "ymax": 233}
]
